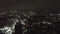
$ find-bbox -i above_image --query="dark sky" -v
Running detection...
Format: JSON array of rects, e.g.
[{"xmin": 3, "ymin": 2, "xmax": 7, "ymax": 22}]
[{"xmin": 0, "ymin": 0, "xmax": 60, "ymax": 9}]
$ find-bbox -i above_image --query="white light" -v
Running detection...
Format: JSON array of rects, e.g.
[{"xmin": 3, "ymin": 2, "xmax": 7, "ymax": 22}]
[
  {"xmin": 21, "ymin": 20, "xmax": 25, "ymax": 25},
  {"xmin": 47, "ymin": 22, "xmax": 52, "ymax": 24},
  {"xmin": 42, "ymin": 21, "xmax": 46, "ymax": 24},
  {"xmin": 58, "ymin": 14, "xmax": 60, "ymax": 15}
]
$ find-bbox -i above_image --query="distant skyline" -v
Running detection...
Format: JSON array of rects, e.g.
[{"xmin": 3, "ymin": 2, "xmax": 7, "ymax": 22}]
[{"xmin": 0, "ymin": 0, "xmax": 60, "ymax": 9}]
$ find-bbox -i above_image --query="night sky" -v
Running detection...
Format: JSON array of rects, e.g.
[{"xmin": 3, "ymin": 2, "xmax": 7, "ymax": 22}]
[{"xmin": 0, "ymin": 0, "xmax": 60, "ymax": 9}]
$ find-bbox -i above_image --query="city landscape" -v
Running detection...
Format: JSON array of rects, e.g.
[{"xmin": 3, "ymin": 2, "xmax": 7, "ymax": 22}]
[{"xmin": 0, "ymin": 8, "xmax": 60, "ymax": 34}]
